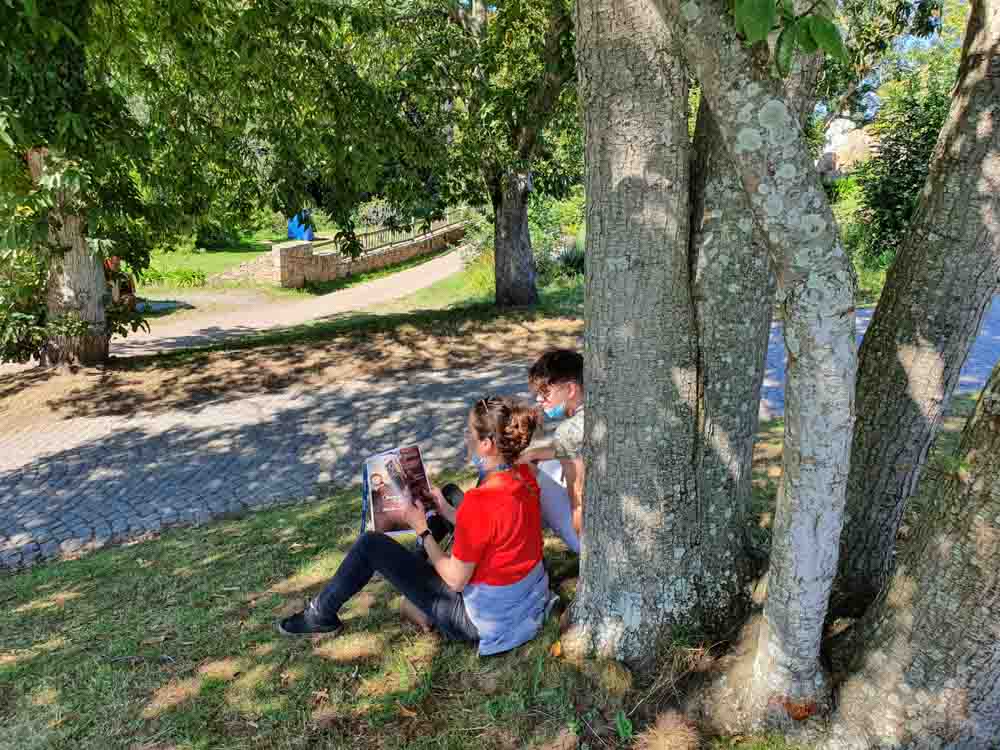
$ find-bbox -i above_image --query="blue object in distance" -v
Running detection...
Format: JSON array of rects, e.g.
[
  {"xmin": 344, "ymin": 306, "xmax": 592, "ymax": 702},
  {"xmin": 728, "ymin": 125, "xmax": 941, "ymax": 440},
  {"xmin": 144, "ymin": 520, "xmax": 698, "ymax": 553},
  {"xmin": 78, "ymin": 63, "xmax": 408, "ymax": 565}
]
[{"xmin": 287, "ymin": 211, "xmax": 314, "ymax": 241}]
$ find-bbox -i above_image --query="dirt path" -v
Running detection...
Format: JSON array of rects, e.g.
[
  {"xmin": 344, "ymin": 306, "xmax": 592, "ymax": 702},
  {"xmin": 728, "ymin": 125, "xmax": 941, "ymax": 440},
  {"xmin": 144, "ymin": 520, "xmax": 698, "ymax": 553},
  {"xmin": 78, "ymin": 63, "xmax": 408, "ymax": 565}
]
[{"xmin": 111, "ymin": 249, "xmax": 467, "ymax": 358}]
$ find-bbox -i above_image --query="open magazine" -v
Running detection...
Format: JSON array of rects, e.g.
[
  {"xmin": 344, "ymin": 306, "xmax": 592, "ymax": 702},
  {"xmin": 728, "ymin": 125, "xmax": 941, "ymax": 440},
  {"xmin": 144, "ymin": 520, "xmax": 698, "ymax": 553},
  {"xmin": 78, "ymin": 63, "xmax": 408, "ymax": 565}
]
[{"xmin": 360, "ymin": 445, "xmax": 436, "ymax": 537}]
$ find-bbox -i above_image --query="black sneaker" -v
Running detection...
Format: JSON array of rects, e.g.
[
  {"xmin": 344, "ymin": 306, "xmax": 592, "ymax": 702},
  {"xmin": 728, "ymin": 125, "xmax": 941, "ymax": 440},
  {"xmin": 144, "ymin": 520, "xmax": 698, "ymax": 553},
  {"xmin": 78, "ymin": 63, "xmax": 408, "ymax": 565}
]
[{"xmin": 277, "ymin": 601, "xmax": 342, "ymax": 637}]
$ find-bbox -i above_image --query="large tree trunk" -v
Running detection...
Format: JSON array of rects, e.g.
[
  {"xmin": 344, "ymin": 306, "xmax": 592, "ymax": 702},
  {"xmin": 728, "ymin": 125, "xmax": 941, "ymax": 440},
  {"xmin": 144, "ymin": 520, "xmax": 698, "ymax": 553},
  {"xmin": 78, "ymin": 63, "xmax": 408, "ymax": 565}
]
[
  {"xmin": 654, "ymin": 0, "xmax": 858, "ymax": 722},
  {"xmin": 833, "ymin": 0, "xmax": 1000, "ymax": 619},
  {"xmin": 687, "ymin": 49, "xmax": 822, "ymax": 632},
  {"xmin": 492, "ymin": 172, "xmax": 540, "ymax": 308},
  {"xmin": 564, "ymin": 0, "xmax": 700, "ymax": 667},
  {"xmin": 26, "ymin": 149, "xmax": 109, "ymax": 367},
  {"xmin": 824, "ymin": 360, "xmax": 1000, "ymax": 749},
  {"xmin": 688, "ymin": 100, "xmax": 773, "ymax": 633}
]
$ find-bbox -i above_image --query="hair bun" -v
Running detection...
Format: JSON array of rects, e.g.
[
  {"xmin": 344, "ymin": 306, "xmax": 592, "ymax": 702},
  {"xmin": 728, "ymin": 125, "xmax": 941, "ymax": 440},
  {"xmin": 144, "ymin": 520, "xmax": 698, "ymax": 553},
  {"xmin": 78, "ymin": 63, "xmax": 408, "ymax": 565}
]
[{"xmin": 472, "ymin": 397, "xmax": 540, "ymax": 464}]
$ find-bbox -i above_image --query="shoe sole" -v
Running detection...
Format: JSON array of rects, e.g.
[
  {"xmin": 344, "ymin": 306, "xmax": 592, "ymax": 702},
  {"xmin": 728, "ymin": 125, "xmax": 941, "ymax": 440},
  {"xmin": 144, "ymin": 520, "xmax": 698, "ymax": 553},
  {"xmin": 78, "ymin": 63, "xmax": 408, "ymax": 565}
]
[{"xmin": 276, "ymin": 621, "xmax": 342, "ymax": 638}]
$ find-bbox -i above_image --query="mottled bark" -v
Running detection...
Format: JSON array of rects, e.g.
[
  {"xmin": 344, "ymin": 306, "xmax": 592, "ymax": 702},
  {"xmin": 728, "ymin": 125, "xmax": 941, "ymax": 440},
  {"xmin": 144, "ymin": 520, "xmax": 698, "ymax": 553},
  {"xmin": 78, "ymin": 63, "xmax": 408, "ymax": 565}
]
[
  {"xmin": 687, "ymin": 48, "xmax": 822, "ymax": 629},
  {"xmin": 655, "ymin": 0, "xmax": 858, "ymax": 719},
  {"xmin": 834, "ymin": 0, "xmax": 1000, "ymax": 618},
  {"xmin": 492, "ymin": 173, "xmax": 540, "ymax": 308},
  {"xmin": 26, "ymin": 149, "xmax": 109, "ymax": 367},
  {"xmin": 565, "ymin": 0, "xmax": 699, "ymax": 666},
  {"xmin": 824, "ymin": 361, "xmax": 1000, "ymax": 749},
  {"xmin": 689, "ymin": 101, "xmax": 772, "ymax": 631}
]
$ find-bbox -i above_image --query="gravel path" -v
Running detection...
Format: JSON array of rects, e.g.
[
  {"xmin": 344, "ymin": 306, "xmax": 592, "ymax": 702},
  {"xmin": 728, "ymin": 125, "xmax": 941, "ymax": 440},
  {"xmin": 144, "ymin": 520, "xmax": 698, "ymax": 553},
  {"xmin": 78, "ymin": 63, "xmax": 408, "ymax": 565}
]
[
  {"xmin": 759, "ymin": 297, "xmax": 1000, "ymax": 419},
  {"xmin": 111, "ymin": 249, "xmax": 467, "ymax": 357},
  {"xmin": 2, "ymin": 295, "xmax": 997, "ymax": 570}
]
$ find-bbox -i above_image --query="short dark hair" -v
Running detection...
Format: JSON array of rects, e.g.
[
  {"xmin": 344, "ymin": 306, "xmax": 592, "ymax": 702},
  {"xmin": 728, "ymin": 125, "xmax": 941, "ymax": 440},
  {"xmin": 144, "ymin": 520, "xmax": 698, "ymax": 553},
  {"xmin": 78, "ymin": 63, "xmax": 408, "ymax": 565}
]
[{"xmin": 529, "ymin": 349, "xmax": 583, "ymax": 390}]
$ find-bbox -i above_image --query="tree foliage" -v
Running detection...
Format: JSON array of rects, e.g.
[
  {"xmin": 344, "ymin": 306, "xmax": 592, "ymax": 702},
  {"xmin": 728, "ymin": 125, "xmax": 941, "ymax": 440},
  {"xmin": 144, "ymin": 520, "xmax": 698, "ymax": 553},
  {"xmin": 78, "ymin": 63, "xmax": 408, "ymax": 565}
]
[{"xmin": 851, "ymin": 6, "xmax": 963, "ymax": 267}]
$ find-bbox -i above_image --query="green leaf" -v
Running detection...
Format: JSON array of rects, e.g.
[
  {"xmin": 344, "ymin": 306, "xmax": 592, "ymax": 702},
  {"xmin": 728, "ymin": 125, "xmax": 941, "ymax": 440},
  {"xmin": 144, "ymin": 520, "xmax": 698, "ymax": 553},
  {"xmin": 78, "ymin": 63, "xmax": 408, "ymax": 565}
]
[
  {"xmin": 735, "ymin": 0, "xmax": 777, "ymax": 45},
  {"xmin": 794, "ymin": 19, "xmax": 819, "ymax": 53},
  {"xmin": 807, "ymin": 15, "xmax": 849, "ymax": 62},
  {"xmin": 775, "ymin": 26, "xmax": 795, "ymax": 77}
]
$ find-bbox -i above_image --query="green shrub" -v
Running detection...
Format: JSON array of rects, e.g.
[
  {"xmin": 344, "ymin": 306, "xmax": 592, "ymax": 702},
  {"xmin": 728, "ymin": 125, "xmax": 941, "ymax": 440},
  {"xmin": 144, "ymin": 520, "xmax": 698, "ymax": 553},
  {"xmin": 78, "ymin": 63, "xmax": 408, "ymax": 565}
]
[
  {"xmin": 529, "ymin": 191, "xmax": 586, "ymax": 286},
  {"xmin": 853, "ymin": 60, "xmax": 953, "ymax": 268},
  {"xmin": 462, "ymin": 193, "xmax": 586, "ymax": 297},
  {"xmin": 0, "ymin": 249, "xmax": 48, "ymax": 363}
]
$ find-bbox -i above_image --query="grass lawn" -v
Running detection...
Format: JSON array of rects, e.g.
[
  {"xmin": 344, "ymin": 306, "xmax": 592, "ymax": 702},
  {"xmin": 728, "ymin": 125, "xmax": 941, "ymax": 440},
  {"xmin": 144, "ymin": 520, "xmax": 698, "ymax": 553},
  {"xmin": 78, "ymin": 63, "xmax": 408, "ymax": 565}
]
[
  {"xmin": 145, "ymin": 244, "xmax": 271, "ymax": 277},
  {"xmin": 0, "ymin": 468, "xmax": 623, "ymax": 750},
  {"xmin": 6, "ymin": 388, "xmax": 976, "ymax": 750},
  {"xmin": 0, "ymin": 452, "xmax": 800, "ymax": 750}
]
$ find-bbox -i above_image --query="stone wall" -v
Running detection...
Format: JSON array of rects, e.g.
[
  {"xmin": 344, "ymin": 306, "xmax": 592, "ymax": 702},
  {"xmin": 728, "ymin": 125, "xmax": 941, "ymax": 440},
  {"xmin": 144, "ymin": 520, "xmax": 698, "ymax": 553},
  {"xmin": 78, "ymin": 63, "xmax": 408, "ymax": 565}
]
[{"xmin": 274, "ymin": 223, "xmax": 468, "ymax": 289}]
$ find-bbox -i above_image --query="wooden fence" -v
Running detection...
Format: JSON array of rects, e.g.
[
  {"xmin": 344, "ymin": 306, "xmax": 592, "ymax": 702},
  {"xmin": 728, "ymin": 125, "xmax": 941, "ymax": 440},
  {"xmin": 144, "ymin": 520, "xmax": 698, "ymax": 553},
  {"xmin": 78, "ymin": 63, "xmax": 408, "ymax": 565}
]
[{"xmin": 355, "ymin": 207, "xmax": 481, "ymax": 253}]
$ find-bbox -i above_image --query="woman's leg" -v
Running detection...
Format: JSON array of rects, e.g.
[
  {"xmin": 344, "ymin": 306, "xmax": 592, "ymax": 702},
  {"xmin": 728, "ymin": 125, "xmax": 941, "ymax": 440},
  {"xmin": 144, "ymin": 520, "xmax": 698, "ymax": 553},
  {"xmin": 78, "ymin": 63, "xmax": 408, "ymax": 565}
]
[{"xmin": 285, "ymin": 532, "xmax": 478, "ymax": 642}]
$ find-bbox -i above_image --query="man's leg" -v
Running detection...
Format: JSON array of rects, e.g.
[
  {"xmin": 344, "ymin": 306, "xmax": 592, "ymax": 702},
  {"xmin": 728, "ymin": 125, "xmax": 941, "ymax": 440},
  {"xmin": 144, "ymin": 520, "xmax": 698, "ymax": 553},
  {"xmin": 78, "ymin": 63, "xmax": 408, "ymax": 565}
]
[{"xmin": 536, "ymin": 461, "xmax": 580, "ymax": 554}]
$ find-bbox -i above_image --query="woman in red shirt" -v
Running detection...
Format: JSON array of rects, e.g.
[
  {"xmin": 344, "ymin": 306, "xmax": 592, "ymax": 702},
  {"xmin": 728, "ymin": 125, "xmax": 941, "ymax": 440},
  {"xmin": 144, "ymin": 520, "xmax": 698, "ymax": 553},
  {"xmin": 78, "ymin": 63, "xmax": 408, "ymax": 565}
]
[{"xmin": 279, "ymin": 396, "xmax": 553, "ymax": 655}]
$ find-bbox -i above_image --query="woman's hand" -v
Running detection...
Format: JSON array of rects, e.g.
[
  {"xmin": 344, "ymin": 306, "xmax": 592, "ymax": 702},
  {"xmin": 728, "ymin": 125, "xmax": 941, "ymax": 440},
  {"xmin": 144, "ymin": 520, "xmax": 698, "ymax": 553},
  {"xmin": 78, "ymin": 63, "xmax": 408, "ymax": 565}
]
[
  {"xmin": 402, "ymin": 498, "xmax": 429, "ymax": 534},
  {"xmin": 427, "ymin": 486, "xmax": 449, "ymax": 514},
  {"xmin": 427, "ymin": 485, "xmax": 458, "ymax": 525}
]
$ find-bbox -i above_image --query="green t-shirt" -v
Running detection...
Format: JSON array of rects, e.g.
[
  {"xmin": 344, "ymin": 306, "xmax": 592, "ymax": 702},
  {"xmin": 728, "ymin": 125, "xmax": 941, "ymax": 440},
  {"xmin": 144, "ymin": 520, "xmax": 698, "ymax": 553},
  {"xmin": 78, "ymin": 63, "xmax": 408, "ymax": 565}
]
[{"xmin": 553, "ymin": 406, "xmax": 584, "ymax": 459}]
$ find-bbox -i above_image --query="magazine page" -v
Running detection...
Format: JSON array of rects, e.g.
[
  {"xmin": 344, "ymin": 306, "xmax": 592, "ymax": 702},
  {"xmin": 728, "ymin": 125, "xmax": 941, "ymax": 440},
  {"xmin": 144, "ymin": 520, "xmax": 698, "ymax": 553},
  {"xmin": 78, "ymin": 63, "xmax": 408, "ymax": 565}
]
[{"xmin": 365, "ymin": 445, "xmax": 434, "ymax": 536}]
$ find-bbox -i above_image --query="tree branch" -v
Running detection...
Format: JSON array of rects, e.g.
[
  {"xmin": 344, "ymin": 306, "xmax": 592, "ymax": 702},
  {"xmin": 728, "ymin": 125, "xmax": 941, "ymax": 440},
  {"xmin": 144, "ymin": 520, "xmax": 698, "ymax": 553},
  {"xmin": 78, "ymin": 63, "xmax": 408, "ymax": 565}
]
[
  {"xmin": 515, "ymin": 2, "xmax": 574, "ymax": 160},
  {"xmin": 448, "ymin": 0, "xmax": 489, "ymax": 38}
]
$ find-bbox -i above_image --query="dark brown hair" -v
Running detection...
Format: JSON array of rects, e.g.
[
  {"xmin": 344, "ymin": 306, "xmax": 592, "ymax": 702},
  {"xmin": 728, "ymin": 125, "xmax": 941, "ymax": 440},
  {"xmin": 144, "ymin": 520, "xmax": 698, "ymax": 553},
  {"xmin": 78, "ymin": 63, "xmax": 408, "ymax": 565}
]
[
  {"xmin": 528, "ymin": 349, "xmax": 584, "ymax": 391},
  {"xmin": 470, "ymin": 396, "xmax": 539, "ymax": 465}
]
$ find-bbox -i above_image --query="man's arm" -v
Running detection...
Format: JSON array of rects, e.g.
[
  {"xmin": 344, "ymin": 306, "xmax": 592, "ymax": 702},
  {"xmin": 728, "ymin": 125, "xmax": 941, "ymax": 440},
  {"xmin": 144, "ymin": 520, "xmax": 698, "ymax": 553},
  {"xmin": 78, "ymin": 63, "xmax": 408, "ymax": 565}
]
[
  {"xmin": 517, "ymin": 446, "xmax": 557, "ymax": 464},
  {"xmin": 562, "ymin": 457, "xmax": 585, "ymax": 536}
]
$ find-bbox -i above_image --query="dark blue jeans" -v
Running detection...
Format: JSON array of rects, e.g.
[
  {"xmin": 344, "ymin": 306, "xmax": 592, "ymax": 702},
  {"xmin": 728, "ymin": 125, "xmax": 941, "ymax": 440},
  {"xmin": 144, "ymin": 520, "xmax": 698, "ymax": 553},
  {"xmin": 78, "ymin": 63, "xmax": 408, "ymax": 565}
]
[{"xmin": 313, "ymin": 516, "xmax": 479, "ymax": 643}]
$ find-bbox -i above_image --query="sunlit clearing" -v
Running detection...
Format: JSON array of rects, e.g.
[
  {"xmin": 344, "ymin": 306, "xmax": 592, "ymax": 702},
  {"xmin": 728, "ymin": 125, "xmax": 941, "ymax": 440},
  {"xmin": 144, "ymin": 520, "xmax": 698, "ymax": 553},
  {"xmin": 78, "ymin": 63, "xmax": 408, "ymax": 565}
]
[
  {"xmin": 197, "ymin": 553, "xmax": 228, "ymax": 567},
  {"xmin": 34, "ymin": 636, "xmax": 68, "ymax": 654},
  {"xmin": 142, "ymin": 677, "xmax": 203, "ymax": 718},
  {"xmin": 280, "ymin": 665, "xmax": 307, "ymax": 687},
  {"xmin": 358, "ymin": 636, "xmax": 439, "ymax": 698},
  {"xmin": 198, "ymin": 658, "xmax": 243, "ymax": 681},
  {"xmin": 270, "ymin": 557, "xmax": 341, "ymax": 595},
  {"xmin": 0, "ymin": 650, "xmax": 31, "ymax": 666},
  {"xmin": 30, "ymin": 687, "xmax": 60, "ymax": 706},
  {"xmin": 252, "ymin": 642, "xmax": 276, "ymax": 658},
  {"xmin": 314, "ymin": 633, "xmax": 384, "ymax": 664},
  {"xmin": 14, "ymin": 590, "xmax": 84, "ymax": 614},
  {"xmin": 225, "ymin": 664, "xmax": 278, "ymax": 714}
]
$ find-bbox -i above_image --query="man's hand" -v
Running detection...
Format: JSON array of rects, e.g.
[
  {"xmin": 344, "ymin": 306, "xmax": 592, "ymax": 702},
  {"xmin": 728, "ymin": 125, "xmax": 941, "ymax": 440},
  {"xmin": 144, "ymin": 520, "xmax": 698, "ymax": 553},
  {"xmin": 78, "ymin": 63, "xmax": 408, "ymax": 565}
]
[{"xmin": 402, "ymin": 499, "xmax": 429, "ymax": 534}]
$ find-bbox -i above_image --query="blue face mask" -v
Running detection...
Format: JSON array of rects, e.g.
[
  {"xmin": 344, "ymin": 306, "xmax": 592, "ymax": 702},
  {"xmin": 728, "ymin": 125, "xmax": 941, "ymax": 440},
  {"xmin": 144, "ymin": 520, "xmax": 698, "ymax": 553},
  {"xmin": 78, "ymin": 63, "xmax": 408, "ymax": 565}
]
[
  {"xmin": 471, "ymin": 453, "xmax": 487, "ymax": 482},
  {"xmin": 544, "ymin": 403, "xmax": 566, "ymax": 420}
]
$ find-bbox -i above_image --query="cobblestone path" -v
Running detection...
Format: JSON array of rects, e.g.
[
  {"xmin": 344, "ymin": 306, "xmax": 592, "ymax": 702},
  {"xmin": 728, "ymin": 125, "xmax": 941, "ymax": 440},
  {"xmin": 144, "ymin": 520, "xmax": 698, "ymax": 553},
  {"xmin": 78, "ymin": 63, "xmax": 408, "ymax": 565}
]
[{"xmin": 2, "ymin": 296, "xmax": 997, "ymax": 570}]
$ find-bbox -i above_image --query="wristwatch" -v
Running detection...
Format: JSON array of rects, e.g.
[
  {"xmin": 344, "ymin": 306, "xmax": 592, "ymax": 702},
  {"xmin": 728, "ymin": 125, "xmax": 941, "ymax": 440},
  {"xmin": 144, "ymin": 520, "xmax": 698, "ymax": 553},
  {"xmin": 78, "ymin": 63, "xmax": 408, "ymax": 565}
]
[{"xmin": 418, "ymin": 529, "xmax": 432, "ymax": 542}]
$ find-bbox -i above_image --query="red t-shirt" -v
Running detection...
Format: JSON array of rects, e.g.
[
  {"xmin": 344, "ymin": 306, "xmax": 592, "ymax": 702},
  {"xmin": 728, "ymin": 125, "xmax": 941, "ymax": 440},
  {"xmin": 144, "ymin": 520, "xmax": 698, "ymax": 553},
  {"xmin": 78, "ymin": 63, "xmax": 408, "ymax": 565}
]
[{"xmin": 452, "ymin": 464, "xmax": 543, "ymax": 586}]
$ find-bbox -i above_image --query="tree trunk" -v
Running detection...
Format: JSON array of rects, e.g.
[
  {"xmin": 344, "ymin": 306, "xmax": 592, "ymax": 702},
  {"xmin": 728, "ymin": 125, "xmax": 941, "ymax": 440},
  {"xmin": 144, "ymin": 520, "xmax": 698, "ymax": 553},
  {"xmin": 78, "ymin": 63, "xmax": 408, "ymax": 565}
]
[
  {"xmin": 688, "ymin": 99, "xmax": 773, "ymax": 633},
  {"xmin": 833, "ymin": 0, "xmax": 1000, "ymax": 619},
  {"xmin": 824, "ymin": 360, "xmax": 1000, "ymax": 749},
  {"xmin": 26, "ymin": 149, "xmax": 109, "ymax": 367},
  {"xmin": 687, "ymin": 48, "xmax": 822, "ymax": 632},
  {"xmin": 564, "ymin": 0, "xmax": 700, "ymax": 667},
  {"xmin": 654, "ymin": 0, "xmax": 858, "ymax": 721},
  {"xmin": 492, "ymin": 172, "xmax": 540, "ymax": 308}
]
